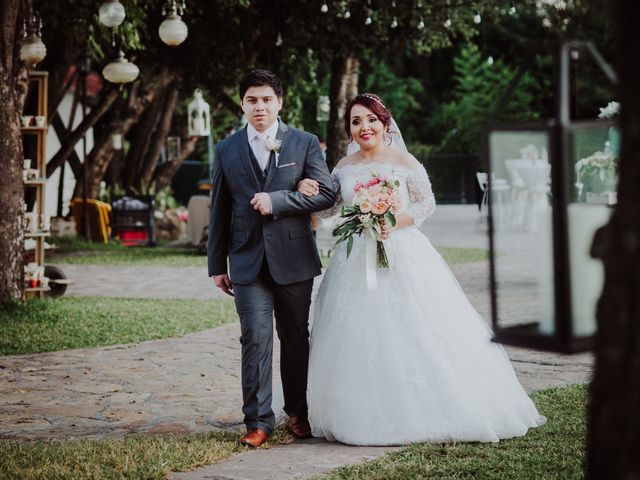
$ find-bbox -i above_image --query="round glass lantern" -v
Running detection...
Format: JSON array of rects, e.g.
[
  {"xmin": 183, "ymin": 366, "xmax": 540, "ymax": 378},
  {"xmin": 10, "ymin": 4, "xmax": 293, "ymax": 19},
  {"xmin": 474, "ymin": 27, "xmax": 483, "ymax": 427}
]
[
  {"xmin": 99, "ymin": 0, "xmax": 126, "ymax": 28},
  {"xmin": 159, "ymin": 14, "xmax": 188, "ymax": 46},
  {"xmin": 20, "ymin": 33, "xmax": 47, "ymax": 65},
  {"xmin": 102, "ymin": 51, "xmax": 139, "ymax": 84}
]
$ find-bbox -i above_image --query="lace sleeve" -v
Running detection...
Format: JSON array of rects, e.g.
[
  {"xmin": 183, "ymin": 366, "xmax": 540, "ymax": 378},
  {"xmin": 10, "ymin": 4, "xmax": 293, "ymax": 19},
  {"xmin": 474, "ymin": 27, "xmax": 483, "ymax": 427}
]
[
  {"xmin": 405, "ymin": 164, "xmax": 436, "ymax": 227},
  {"xmin": 316, "ymin": 171, "xmax": 343, "ymax": 218}
]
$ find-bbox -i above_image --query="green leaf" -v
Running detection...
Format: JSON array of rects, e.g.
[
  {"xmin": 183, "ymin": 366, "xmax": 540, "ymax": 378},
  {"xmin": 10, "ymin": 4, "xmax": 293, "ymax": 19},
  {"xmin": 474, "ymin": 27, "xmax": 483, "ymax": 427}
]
[{"xmin": 346, "ymin": 236, "xmax": 354, "ymax": 257}]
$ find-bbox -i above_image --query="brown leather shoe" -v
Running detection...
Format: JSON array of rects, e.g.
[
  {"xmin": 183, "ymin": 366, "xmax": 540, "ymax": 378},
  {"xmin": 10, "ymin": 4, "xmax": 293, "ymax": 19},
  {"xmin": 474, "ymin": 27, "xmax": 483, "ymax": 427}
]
[
  {"xmin": 288, "ymin": 416, "xmax": 312, "ymax": 439},
  {"xmin": 239, "ymin": 428, "xmax": 269, "ymax": 448}
]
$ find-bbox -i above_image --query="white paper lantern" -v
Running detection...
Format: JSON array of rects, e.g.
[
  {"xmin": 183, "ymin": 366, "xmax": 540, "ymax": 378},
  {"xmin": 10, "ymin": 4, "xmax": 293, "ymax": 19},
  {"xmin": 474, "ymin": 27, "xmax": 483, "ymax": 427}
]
[
  {"xmin": 20, "ymin": 33, "xmax": 47, "ymax": 65},
  {"xmin": 99, "ymin": 0, "xmax": 126, "ymax": 28},
  {"xmin": 102, "ymin": 51, "xmax": 139, "ymax": 84},
  {"xmin": 187, "ymin": 89, "xmax": 211, "ymax": 136},
  {"xmin": 159, "ymin": 14, "xmax": 188, "ymax": 46}
]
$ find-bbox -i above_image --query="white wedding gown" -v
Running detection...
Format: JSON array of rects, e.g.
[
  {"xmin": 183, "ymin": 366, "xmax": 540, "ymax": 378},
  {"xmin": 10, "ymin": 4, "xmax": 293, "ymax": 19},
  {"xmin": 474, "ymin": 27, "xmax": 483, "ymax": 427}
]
[{"xmin": 308, "ymin": 162, "xmax": 546, "ymax": 446}]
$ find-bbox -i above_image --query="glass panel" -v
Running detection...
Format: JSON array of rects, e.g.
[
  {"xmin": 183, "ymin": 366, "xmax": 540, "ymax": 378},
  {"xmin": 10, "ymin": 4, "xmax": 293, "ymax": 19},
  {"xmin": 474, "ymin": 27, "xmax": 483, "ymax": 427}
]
[
  {"xmin": 488, "ymin": 130, "xmax": 554, "ymax": 336},
  {"xmin": 568, "ymin": 124, "xmax": 617, "ymax": 336}
]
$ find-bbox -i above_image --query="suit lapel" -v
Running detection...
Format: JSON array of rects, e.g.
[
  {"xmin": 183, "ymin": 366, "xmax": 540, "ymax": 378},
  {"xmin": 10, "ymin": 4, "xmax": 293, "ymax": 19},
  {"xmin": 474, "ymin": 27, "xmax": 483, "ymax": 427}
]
[
  {"xmin": 264, "ymin": 121, "xmax": 288, "ymax": 191},
  {"xmin": 236, "ymin": 126, "xmax": 261, "ymax": 191}
]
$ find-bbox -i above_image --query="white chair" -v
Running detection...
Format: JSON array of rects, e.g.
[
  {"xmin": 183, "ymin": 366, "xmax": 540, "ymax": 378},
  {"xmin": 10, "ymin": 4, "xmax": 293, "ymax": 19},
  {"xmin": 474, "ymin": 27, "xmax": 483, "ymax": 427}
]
[
  {"xmin": 515, "ymin": 163, "xmax": 551, "ymax": 232},
  {"xmin": 477, "ymin": 172, "xmax": 510, "ymax": 230}
]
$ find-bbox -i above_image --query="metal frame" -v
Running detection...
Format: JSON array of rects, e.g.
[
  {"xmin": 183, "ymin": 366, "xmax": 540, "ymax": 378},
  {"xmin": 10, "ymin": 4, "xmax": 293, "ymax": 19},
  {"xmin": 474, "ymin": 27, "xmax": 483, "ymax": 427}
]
[{"xmin": 485, "ymin": 40, "xmax": 618, "ymax": 353}]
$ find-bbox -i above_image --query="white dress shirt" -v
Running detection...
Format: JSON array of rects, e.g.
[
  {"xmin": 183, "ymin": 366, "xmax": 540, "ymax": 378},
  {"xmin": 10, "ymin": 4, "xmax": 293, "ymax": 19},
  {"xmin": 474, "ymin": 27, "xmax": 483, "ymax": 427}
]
[{"xmin": 247, "ymin": 120, "xmax": 279, "ymax": 172}]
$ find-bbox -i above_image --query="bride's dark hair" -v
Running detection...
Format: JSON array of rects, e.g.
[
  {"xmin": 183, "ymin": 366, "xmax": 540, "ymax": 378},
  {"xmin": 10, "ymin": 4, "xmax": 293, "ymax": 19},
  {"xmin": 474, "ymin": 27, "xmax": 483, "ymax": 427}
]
[{"xmin": 344, "ymin": 93, "xmax": 393, "ymax": 140}]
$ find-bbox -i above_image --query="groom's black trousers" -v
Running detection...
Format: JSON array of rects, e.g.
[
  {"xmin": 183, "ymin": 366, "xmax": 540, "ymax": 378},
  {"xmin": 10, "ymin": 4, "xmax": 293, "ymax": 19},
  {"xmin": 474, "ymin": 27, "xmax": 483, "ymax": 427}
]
[{"xmin": 232, "ymin": 260, "xmax": 313, "ymax": 434}]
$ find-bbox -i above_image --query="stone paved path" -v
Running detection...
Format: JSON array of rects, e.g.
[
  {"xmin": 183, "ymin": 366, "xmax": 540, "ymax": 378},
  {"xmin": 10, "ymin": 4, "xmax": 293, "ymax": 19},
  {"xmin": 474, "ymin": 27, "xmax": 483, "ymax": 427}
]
[{"xmin": 0, "ymin": 206, "xmax": 594, "ymax": 479}]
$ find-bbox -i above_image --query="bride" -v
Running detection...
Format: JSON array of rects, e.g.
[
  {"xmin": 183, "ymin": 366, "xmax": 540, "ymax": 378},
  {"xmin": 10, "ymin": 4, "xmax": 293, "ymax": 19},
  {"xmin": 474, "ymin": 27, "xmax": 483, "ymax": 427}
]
[{"xmin": 297, "ymin": 93, "xmax": 546, "ymax": 446}]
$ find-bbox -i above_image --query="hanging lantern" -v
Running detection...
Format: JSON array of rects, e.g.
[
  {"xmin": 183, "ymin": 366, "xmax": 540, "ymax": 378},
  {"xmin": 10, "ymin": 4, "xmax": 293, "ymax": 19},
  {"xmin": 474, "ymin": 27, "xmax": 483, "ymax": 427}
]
[
  {"xmin": 99, "ymin": 0, "xmax": 126, "ymax": 28},
  {"xmin": 20, "ymin": 13, "xmax": 46, "ymax": 66},
  {"xmin": 159, "ymin": 0, "xmax": 188, "ymax": 46},
  {"xmin": 187, "ymin": 89, "xmax": 211, "ymax": 137},
  {"xmin": 102, "ymin": 50, "xmax": 139, "ymax": 84},
  {"xmin": 20, "ymin": 33, "xmax": 47, "ymax": 65},
  {"xmin": 485, "ymin": 41, "xmax": 618, "ymax": 353}
]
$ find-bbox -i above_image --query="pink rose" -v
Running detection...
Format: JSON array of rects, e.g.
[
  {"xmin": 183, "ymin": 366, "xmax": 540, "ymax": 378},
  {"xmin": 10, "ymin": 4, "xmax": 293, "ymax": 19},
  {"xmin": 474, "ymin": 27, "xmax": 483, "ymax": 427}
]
[{"xmin": 372, "ymin": 201, "xmax": 389, "ymax": 215}]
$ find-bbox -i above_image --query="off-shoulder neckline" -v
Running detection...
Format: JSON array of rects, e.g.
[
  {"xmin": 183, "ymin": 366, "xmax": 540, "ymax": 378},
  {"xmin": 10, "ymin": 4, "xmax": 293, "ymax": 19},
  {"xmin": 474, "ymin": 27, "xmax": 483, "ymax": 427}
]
[{"xmin": 333, "ymin": 161, "xmax": 422, "ymax": 173}]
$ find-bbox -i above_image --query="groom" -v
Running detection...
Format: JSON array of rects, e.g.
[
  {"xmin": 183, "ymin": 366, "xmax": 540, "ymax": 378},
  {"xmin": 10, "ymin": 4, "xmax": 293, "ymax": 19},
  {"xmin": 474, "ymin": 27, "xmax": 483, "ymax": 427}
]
[{"xmin": 208, "ymin": 69, "xmax": 335, "ymax": 447}]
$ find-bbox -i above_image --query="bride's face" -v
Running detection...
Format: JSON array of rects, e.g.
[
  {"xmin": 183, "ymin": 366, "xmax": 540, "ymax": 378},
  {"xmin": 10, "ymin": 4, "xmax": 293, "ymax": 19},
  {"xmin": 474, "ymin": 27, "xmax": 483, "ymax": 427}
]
[{"xmin": 350, "ymin": 104, "xmax": 385, "ymax": 151}]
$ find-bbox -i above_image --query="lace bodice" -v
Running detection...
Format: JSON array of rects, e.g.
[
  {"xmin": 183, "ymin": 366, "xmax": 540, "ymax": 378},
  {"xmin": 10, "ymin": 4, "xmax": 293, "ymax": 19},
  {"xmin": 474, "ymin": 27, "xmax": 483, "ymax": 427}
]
[{"xmin": 317, "ymin": 162, "xmax": 436, "ymax": 227}]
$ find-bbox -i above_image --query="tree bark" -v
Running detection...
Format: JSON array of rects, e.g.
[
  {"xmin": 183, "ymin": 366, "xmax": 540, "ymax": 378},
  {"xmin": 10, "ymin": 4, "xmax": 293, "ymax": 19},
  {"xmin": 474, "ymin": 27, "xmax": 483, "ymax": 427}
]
[
  {"xmin": 121, "ymin": 69, "xmax": 174, "ymax": 192},
  {"xmin": 140, "ymin": 81, "xmax": 178, "ymax": 188},
  {"xmin": 587, "ymin": 1, "xmax": 640, "ymax": 477},
  {"xmin": 153, "ymin": 135, "xmax": 199, "ymax": 191},
  {"xmin": 326, "ymin": 53, "xmax": 359, "ymax": 169},
  {"xmin": 0, "ymin": 0, "xmax": 30, "ymax": 302}
]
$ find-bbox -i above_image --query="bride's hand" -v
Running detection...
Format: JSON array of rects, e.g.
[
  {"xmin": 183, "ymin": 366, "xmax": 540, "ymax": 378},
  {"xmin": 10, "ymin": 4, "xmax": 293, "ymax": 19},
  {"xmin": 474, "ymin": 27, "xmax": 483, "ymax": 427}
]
[
  {"xmin": 297, "ymin": 178, "xmax": 320, "ymax": 197},
  {"xmin": 380, "ymin": 220, "xmax": 394, "ymax": 240}
]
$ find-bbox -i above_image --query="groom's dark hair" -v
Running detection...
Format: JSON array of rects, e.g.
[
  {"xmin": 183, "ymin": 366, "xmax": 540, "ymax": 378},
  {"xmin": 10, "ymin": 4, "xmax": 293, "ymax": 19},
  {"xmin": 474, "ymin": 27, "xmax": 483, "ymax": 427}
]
[{"xmin": 239, "ymin": 69, "xmax": 284, "ymax": 100}]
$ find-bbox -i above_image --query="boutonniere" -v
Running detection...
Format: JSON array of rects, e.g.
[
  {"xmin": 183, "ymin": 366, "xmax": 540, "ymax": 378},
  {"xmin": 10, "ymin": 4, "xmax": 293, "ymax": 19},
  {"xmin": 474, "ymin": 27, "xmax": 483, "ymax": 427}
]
[{"xmin": 265, "ymin": 137, "xmax": 282, "ymax": 154}]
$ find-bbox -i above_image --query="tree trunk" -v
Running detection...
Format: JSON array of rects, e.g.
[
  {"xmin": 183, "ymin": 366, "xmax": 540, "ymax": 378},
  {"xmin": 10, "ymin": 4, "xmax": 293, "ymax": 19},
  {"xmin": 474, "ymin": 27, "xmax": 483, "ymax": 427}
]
[
  {"xmin": 0, "ymin": 0, "xmax": 30, "ymax": 302},
  {"xmin": 326, "ymin": 53, "xmax": 359, "ymax": 169},
  {"xmin": 153, "ymin": 135, "xmax": 199, "ymax": 191},
  {"xmin": 140, "ymin": 81, "xmax": 178, "ymax": 188},
  {"xmin": 121, "ymin": 69, "xmax": 174, "ymax": 192},
  {"xmin": 587, "ymin": 1, "xmax": 640, "ymax": 477}
]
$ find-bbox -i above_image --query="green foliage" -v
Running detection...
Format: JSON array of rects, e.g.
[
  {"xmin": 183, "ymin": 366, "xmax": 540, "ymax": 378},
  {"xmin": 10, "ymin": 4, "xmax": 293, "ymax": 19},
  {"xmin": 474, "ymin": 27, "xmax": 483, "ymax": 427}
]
[
  {"xmin": 439, "ymin": 43, "xmax": 539, "ymax": 154},
  {"xmin": 0, "ymin": 296, "xmax": 236, "ymax": 355},
  {"xmin": 322, "ymin": 384, "xmax": 587, "ymax": 480}
]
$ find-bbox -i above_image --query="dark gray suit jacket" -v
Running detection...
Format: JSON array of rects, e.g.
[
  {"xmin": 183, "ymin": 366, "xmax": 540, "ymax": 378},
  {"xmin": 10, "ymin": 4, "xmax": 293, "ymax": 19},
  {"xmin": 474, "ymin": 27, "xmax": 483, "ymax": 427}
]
[{"xmin": 207, "ymin": 121, "xmax": 336, "ymax": 285}]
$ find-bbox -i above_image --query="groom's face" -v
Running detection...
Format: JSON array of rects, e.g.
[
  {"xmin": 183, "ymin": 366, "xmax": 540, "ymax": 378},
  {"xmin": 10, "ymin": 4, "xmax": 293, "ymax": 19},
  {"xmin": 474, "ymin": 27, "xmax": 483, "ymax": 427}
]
[{"xmin": 241, "ymin": 86, "xmax": 283, "ymax": 132}]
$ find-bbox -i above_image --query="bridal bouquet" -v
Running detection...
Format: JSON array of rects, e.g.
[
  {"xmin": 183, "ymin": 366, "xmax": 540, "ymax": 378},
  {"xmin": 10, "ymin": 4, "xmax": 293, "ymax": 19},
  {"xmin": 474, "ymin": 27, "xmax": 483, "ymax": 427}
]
[{"xmin": 333, "ymin": 172, "xmax": 400, "ymax": 268}]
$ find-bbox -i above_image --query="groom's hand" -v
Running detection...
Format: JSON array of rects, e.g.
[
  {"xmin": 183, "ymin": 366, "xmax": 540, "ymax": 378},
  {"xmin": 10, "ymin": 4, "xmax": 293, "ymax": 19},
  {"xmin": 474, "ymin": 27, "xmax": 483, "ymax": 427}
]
[
  {"xmin": 212, "ymin": 274, "xmax": 234, "ymax": 296},
  {"xmin": 251, "ymin": 193, "xmax": 272, "ymax": 215}
]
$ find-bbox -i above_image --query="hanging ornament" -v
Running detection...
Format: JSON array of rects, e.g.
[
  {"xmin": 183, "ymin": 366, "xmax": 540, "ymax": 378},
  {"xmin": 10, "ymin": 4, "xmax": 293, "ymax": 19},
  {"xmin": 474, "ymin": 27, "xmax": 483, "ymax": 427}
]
[
  {"xmin": 275, "ymin": 32, "xmax": 283, "ymax": 47},
  {"xmin": 417, "ymin": 18, "xmax": 425, "ymax": 30},
  {"xmin": 98, "ymin": 0, "xmax": 126, "ymax": 28},
  {"xmin": 444, "ymin": 18, "xmax": 452, "ymax": 28},
  {"xmin": 159, "ymin": 0, "xmax": 188, "ymax": 46},
  {"xmin": 474, "ymin": 12, "xmax": 482, "ymax": 24},
  {"xmin": 391, "ymin": 17, "xmax": 398, "ymax": 28},
  {"xmin": 510, "ymin": 1, "xmax": 517, "ymax": 14},
  {"xmin": 487, "ymin": 56, "xmax": 494, "ymax": 65},
  {"xmin": 320, "ymin": 3, "xmax": 328, "ymax": 13},
  {"xmin": 365, "ymin": 16, "xmax": 372, "ymax": 25},
  {"xmin": 102, "ymin": 50, "xmax": 139, "ymax": 84},
  {"xmin": 344, "ymin": 10, "xmax": 351, "ymax": 19},
  {"xmin": 20, "ymin": 14, "xmax": 46, "ymax": 66}
]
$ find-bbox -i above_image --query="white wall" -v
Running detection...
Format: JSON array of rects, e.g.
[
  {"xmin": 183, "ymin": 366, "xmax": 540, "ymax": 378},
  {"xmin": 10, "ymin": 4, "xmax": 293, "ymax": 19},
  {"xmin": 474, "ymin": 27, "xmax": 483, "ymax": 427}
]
[{"xmin": 44, "ymin": 92, "xmax": 94, "ymax": 217}]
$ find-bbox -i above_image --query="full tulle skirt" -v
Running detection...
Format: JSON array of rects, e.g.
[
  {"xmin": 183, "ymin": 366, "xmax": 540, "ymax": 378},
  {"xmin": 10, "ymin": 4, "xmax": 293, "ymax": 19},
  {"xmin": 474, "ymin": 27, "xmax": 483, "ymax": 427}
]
[{"xmin": 307, "ymin": 227, "xmax": 546, "ymax": 446}]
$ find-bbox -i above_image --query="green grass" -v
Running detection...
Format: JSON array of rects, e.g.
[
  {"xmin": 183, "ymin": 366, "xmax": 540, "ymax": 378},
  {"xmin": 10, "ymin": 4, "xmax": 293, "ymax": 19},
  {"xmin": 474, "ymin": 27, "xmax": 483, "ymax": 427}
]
[
  {"xmin": 49, "ymin": 236, "xmax": 486, "ymax": 268},
  {"xmin": 318, "ymin": 384, "xmax": 587, "ymax": 480},
  {"xmin": 0, "ymin": 424, "xmax": 294, "ymax": 480},
  {"xmin": 0, "ymin": 297, "xmax": 237, "ymax": 355},
  {"xmin": 436, "ymin": 245, "xmax": 488, "ymax": 264},
  {"xmin": 0, "ymin": 386, "xmax": 586, "ymax": 480},
  {"xmin": 48, "ymin": 236, "xmax": 206, "ymax": 267}
]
